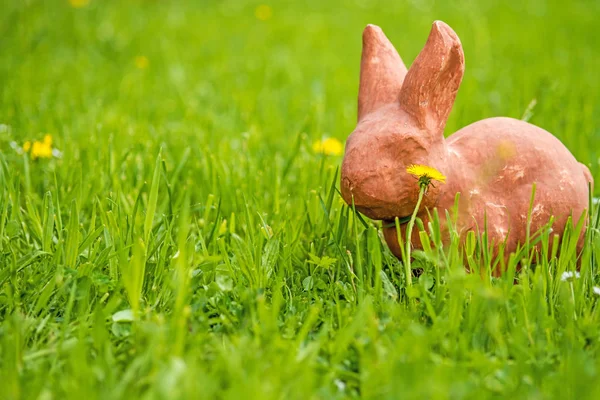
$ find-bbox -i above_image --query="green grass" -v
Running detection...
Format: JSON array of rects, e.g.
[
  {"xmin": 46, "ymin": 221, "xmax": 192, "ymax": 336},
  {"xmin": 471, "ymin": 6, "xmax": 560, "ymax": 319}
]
[{"xmin": 1, "ymin": 0, "xmax": 600, "ymax": 398}]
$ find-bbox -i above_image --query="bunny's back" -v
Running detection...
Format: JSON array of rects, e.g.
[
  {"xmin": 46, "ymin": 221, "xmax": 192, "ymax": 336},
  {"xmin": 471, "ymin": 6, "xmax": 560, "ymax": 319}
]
[
  {"xmin": 446, "ymin": 116, "xmax": 588, "ymax": 193},
  {"xmin": 442, "ymin": 116, "xmax": 590, "ymax": 251}
]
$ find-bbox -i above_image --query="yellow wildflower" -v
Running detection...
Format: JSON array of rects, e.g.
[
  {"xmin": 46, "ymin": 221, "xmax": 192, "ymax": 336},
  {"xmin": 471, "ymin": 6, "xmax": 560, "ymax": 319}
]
[
  {"xmin": 312, "ymin": 138, "xmax": 343, "ymax": 156},
  {"xmin": 24, "ymin": 135, "xmax": 54, "ymax": 160},
  {"xmin": 406, "ymin": 164, "xmax": 446, "ymax": 190},
  {"xmin": 255, "ymin": 4, "xmax": 273, "ymax": 21},
  {"xmin": 403, "ymin": 164, "xmax": 446, "ymax": 284},
  {"xmin": 135, "ymin": 56, "xmax": 149, "ymax": 69},
  {"xmin": 218, "ymin": 219, "xmax": 228, "ymax": 236},
  {"xmin": 69, "ymin": 0, "xmax": 90, "ymax": 8}
]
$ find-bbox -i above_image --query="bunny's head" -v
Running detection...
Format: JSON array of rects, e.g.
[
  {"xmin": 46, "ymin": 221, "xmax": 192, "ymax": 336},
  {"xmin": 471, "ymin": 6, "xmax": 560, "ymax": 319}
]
[{"xmin": 341, "ymin": 21, "xmax": 465, "ymax": 221}]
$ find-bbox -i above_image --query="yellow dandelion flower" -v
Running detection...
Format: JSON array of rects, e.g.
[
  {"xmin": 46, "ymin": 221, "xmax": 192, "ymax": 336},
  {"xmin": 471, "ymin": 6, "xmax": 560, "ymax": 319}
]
[
  {"xmin": 406, "ymin": 164, "xmax": 446, "ymax": 188},
  {"xmin": 31, "ymin": 141, "xmax": 53, "ymax": 159},
  {"xmin": 402, "ymin": 164, "xmax": 446, "ymax": 284},
  {"xmin": 255, "ymin": 4, "xmax": 273, "ymax": 21},
  {"xmin": 135, "ymin": 56, "xmax": 149, "ymax": 69},
  {"xmin": 24, "ymin": 135, "xmax": 54, "ymax": 160},
  {"xmin": 69, "ymin": 0, "xmax": 90, "ymax": 8},
  {"xmin": 312, "ymin": 138, "xmax": 343, "ymax": 156},
  {"xmin": 218, "ymin": 219, "xmax": 228, "ymax": 236}
]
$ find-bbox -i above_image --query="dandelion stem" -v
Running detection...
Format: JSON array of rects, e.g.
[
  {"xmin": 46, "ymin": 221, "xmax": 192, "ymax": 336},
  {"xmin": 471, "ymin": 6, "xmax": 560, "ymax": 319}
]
[{"xmin": 404, "ymin": 185, "xmax": 426, "ymax": 287}]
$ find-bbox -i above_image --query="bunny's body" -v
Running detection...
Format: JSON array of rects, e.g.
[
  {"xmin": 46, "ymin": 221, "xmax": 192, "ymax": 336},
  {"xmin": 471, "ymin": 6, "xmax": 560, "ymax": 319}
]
[{"xmin": 341, "ymin": 22, "xmax": 592, "ymax": 272}]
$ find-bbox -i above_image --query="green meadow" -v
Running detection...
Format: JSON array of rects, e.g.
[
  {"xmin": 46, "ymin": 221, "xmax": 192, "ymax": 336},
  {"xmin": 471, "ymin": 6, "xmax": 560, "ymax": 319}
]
[{"xmin": 1, "ymin": 0, "xmax": 600, "ymax": 398}]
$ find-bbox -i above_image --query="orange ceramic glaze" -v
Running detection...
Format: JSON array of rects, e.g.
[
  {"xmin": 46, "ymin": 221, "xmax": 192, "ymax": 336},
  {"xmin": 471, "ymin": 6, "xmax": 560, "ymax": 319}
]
[{"xmin": 341, "ymin": 22, "xmax": 593, "ymax": 273}]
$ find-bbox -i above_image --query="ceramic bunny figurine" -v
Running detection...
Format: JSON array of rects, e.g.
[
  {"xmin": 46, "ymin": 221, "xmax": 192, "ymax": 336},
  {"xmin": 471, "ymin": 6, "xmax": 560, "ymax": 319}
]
[{"xmin": 340, "ymin": 21, "xmax": 593, "ymax": 272}]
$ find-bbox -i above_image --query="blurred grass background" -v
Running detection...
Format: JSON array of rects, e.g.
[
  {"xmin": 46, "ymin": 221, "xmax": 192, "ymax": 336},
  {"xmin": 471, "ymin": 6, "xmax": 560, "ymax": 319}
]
[
  {"xmin": 2, "ymin": 0, "xmax": 599, "ymax": 175},
  {"xmin": 1, "ymin": 0, "xmax": 600, "ymax": 399}
]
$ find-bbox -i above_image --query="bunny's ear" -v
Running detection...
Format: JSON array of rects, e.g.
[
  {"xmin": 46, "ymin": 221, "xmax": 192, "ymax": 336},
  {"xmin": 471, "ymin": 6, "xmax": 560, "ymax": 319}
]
[
  {"xmin": 357, "ymin": 25, "xmax": 408, "ymax": 122},
  {"xmin": 399, "ymin": 21, "xmax": 464, "ymax": 133}
]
